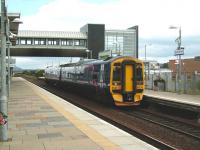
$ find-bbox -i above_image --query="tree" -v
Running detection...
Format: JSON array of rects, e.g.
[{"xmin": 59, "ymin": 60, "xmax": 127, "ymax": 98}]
[
  {"xmin": 35, "ymin": 70, "xmax": 44, "ymax": 77},
  {"xmin": 162, "ymin": 63, "xmax": 169, "ymax": 68}
]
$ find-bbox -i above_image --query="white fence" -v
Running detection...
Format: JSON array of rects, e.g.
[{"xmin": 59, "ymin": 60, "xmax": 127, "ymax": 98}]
[{"xmin": 145, "ymin": 72, "xmax": 200, "ymax": 94}]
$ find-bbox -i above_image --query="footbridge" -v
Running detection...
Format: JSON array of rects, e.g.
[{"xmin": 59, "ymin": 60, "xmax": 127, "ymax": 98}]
[
  {"xmin": 10, "ymin": 24, "xmax": 105, "ymax": 59},
  {"xmin": 11, "ymin": 30, "xmax": 88, "ymax": 57}
]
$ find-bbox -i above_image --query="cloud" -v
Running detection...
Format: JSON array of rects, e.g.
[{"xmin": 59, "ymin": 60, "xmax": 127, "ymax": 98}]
[
  {"xmin": 13, "ymin": 57, "xmax": 48, "ymax": 69},
  {"xmin": 19, "ymin": 0, "xmax": 200, "ymax": 37},
  {"xmin": 139, "ymin": 35, "xmax": 200, "ymax": 62},
  {"xmin": 14, "ymin": 0, "xmax": 200, "ymax": 68}
]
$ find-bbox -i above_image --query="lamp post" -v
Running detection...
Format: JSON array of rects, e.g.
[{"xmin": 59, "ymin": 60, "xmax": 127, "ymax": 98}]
[
  {"xmin": 144, "ymin": 43, "xmax": 152, "ymax": 61},
  {"xmin": 169, "ymin": 26, "xmax": 183, "ymax": 93},
  {"xmin": 6, "ymin": 18, "xmax": 10, "ymax": 97},
  {"xmin": 6, "ymin": 41, "xmax": 11, "ymax": 96},
  {"xmin": 145, "ymin": 44, "xmax": 147, "ymax": 62},
  {"xmin": 144, "ymin": 44, "xmax": 151, "ymax": 80}
]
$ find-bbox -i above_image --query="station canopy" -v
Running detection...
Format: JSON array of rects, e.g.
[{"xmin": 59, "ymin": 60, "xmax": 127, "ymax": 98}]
[{"xmin": 0, "ymin": 13, "xmax": 21, "ymax": 45}]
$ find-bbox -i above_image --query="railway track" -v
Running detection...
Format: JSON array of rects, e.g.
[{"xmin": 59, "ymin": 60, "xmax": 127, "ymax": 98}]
[
  {"xmin": 124, "ymin": 109, "xmax": 200, "ymax": 140},
  {"xmin": 22, "ymin": 76, "xmax": 200, "ymax": 150}
]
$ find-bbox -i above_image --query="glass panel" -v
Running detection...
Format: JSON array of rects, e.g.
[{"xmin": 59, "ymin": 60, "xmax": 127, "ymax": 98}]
[
  {"xmin": 20, "ymin": 39, "xmax": 26, "ymax": 45},
  {"xmin": 105, "ymin": 30, "xmax": 136, "ymax": 57},
  {"xmin": 27, "ymin": 39, "xmax": 32, "ymax": 45},
  {"xmin": 79, "ymin": 40, "xmax": 85, "ymax": 46},
  {"xmin": 48, "ymin": 39, "xmax": 53, "ymax": 45},
  {"xmin": 67, "ymin": 40, "xmax": 73, "ymax": 46},
  {"xmin": 41, "ymin": 39, "xmax": 46, "ymax": 45},
  {"xmin": 74, "ymin": 40, "xmax": 79, "ymax": 46},
  {"xmin": 61, "ymin": 40, "xmax": 67, "ymax": 45},
  {"xmin": 34, "ymin": 39, "xmax": 39, "ymax": 45},
  {"xmin": 16, "ymin": 39, "xmax": 19, "ymax": 45},
  {"xmin": 53, "ymin": 39, "xmax": 59, "ymax": 45}
]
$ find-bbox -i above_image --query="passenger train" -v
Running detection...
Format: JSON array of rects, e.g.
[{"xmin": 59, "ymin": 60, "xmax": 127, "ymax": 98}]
[{"xmin": 45, "ymin": 56, "xmax": 145, "ymax": 106}]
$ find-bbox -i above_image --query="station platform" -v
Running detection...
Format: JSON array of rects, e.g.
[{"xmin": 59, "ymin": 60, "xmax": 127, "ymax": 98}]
[
  {"xmin": 144, "ymin": 90, "xmax": 200, "ymax": 112},
  {"xmin": 0, "ymin": 77, "xmax": 157, "ymax": 150}
]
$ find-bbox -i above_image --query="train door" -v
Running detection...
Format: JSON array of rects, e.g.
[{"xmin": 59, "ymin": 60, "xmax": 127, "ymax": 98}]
[
  {"xmin": 122, "ymin": 61, "xmax": 136, "ymax": 102},
  {"xmin": 124, "ymin": 64, "xmax": 133, "ymax": 92}
]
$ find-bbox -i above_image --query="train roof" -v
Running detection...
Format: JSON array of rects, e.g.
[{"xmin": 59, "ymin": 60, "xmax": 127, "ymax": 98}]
[
  {"xmin": 104, "ymin": 56, "xmax": 143, "ymax": 63},
  {"xmin": 59, "ymin": 59, "xmax": 104, "ymax": 67},
  {"xmin": 53, "ymin": 56, "xmax": 143, "ymax": 68}
]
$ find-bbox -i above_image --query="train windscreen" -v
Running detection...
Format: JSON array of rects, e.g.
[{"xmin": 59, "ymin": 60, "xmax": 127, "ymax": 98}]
[
  {"xmin": 136, "ymin": 64, "xmax": 143, "ymax": 81},
  {"xmin": 113, "ymin": 64, "xmax": 121, "ymax": 82}
]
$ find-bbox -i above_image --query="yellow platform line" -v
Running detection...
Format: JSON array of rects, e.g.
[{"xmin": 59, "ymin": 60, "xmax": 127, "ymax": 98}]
[{"xmin": 25, "ymin": 80, "xmax": 121, "ymax": 150}]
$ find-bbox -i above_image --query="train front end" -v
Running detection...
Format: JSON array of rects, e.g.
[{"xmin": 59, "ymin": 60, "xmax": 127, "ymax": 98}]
[{"xmin": 110, "ymin": 57, "xmax": 144, "ymax": 106}]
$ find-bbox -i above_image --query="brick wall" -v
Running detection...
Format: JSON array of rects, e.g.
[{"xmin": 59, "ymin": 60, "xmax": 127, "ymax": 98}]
[{"xmin": 169, "ymin": 58, "xmax": 200, "ymax": 78}]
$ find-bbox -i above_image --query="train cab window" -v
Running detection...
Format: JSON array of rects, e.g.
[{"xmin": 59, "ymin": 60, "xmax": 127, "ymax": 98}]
[
  {"xmin": 136, "ymin": 64, "xmax": 143, "ymax": 80},
  {"xmin": 113, "ymin": 67, "xmax": 121, "ymax": 81}
]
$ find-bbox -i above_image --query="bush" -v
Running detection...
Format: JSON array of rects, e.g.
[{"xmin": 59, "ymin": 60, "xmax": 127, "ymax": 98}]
[
  {"xmin": 22, "ymin": 70, "xmax": 44, "ymax": 78},
  {"xmin": 22, "ymin": 70, "xmax": 32, "ymax": 75},
  {"xmin": 35, "ymin": 70, "xmax": 44, "ymax": 78}
]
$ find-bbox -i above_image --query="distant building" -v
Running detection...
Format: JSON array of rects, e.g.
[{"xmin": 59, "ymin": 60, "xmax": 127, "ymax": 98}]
[
  {"xmin": 99, "ymin": 26, "xmax": 138, "ymax": 59},
  {"xmin": 144, "ymin": 60, "xmax": 170, "ymax": 77},
  {"xmin": 168, "ymin": 56, "xmax": 200, "ymax": 78},
  {"xmin": 80, "ymin": 24, "xmax": 105, "ymax": 59},
  {"xmin": 144, "ymin": 60, "xmax": 160, "ymax": 70},
  {"xmin": 80, "ymin": 24, "xmax": 139, "ymax": 59}
]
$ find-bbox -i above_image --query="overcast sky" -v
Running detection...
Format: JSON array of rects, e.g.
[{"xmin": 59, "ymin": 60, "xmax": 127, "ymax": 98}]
[{"xmin": 7, "ymin": 0, "xmax": 200, "ymax": 69}]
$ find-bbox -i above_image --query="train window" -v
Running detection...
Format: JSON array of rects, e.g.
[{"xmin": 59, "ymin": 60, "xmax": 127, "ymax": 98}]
[
  {"xmin": 93, "ymin": 73, "xmax": 98, "ymax": 80},
  {"xmin": 104, "ymin": 64, "xmax": 110, "ymax": 84},
  {"xmin": 79, "ymin": 73, "xmax": 84, "ymax": 80},
  {"xmin": 136, "ymin": 64, "xmax": 143, "ymax": 80},
  {"xmin": 113, "ymin": 67, "xmax": 121, "ymax": 81}
]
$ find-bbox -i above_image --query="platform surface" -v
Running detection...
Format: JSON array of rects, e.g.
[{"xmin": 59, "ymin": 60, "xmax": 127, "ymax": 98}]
[
  {"xmin": 145, "ymin": 90, "xmax": 200, "ymax": 107},
  {"xmin": 0, "ymin": 77, "xmax": 157, "ymax": 150}
]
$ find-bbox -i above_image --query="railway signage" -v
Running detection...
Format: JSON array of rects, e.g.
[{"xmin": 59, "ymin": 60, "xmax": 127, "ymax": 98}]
[{"xmin": 175, "ymin": 47, "xmax": 184, "ymax": 56}]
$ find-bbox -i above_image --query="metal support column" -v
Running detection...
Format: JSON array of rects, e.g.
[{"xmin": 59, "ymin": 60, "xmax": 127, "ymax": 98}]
[
  {"xmin": 7, "ymin": 42, "xmax": 11, "ymax": 97},
  {"xmin": 169, "ymin": 26, "xmax": 183, "ymax": 94},
  {"xmin": 178, "ymin": 28, "xmax": 182, "ymax": 93},
  {"xmin": 0, "ymin": 0, "xmax": 8, "ymax": 141},
  {"xmin": 6, "ymin": 19, "xmax": 11, "ymax": 97}
]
